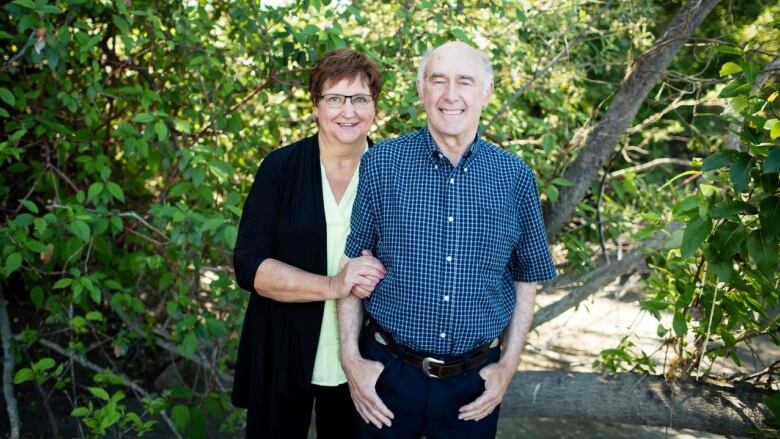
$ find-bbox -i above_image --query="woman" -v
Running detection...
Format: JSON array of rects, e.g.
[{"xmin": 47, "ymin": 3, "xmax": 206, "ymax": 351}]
[{"xmin": 231, "ymin": 49, "xmax": 386, "ymax": 438}]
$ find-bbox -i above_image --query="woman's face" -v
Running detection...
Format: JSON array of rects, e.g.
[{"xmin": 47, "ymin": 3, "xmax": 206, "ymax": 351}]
[{"xmin": 314, "ymin": 77, "xmax": 375, "ymax": 148}]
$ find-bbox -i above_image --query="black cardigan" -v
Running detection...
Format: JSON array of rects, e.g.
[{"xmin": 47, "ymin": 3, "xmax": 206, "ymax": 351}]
[
  {"xmin": 231, "ymin": 134, "xmax": 369, "ymax": 433},
  {"xmin": 232, "ymin": 134, "xmax": 327, "ymax": 428}
]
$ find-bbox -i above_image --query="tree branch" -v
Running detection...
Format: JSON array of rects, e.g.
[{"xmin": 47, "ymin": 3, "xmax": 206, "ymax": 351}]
[
  {"xmin": 533, "ymin": 223, "xmax": 681, "ymax": 328},
  {"xmin": 503, "ymin": 371, "xmax": 773, "ymax": 436},
  {"xmin": 543, "ymin": 0, "xmax": 721, "ymax": 240},
  {"xmin": 0, "ymin": 284, "xmax": 20, "ymax": 439},
  {"xmin": 607, "ymin": 158, "xmax": 695, "ymax": 178}
]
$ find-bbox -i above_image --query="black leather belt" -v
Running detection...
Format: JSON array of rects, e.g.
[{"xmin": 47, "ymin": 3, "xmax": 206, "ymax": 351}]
[{"xmin": 365, "ymin": 320, "xmax": 499, "ymax": 379}]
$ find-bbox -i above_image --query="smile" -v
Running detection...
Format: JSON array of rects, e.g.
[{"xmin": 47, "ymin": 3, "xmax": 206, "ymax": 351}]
[
  {"xmin": 440, "ymin": 109, "xmax": 464, "ymax": 115},
  {"xmin": 337, "ymin": 122, "xmax": 359, "ymax": 127}
]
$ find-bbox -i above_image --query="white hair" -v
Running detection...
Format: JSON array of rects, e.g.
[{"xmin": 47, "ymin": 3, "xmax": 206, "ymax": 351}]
[{"xmin": 416, "ymin": 42, "xmax": 494, "ymax": 95}]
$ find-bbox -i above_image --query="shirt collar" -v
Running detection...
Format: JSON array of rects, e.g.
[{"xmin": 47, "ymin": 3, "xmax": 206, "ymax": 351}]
[{"xmin": 421, "ymin": 126, "xmax": 483, "ymax": 169}]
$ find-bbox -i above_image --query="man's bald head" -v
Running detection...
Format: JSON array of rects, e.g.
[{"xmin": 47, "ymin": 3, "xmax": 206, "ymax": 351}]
[{"xmin": 417, "ymin": 41, "xmax": 493, "ymax": 95}]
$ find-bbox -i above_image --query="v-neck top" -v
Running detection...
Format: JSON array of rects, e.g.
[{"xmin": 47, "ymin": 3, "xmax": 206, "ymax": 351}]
[{"xmin": 311, "ymin": 159, "xmax": 361, "ymax": 385}]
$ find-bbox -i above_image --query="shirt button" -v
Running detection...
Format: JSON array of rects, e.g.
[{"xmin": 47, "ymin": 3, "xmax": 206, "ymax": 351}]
[
  {"xmin": 434, "ymin": 165, "xmax": 438, "ymax": 169},
  {"xmin": 464, "ymin": 167, "xmax": 468, "ymax": 172},
  {"xmin": 446, "ymin": 256, "xmax": 453, "ymax": 262},
  {"xmin": 447, "ymin": 216, "xmax": 454, "ymax": 222},
  {"xmin": 440, "ymin": 332, "xmax": 446, "ymax": 338},
  {"xmin": 443, "ymin": 295, "xmax": 450, "ymax": 302},
  {"xmin": 449, "ymin": 178, "xmax": 455, "ymax": 184}
]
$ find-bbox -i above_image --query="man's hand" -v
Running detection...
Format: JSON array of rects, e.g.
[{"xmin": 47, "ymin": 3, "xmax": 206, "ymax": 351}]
[
  {"xmin": 330, "ymin": 252, "xmax": 386, "ymax": 299},
  {"xmin": 343, "ymin": 355, "xmax": 394, "ymax": 429},
  {"xmin": 457, "ymin": 361, "xmax": 515, "ymax": 421}
]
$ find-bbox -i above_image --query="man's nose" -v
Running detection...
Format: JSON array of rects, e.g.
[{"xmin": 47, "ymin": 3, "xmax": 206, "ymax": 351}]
[{"xmin": 444, "ymin": 82, "xmax": 458, "ymax": 101}]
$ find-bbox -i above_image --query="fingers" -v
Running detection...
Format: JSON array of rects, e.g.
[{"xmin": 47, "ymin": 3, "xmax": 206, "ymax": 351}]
[
  {"xmin": 356, "ymin": 389, "xmax": 393, "ymax": 428},
  {"xmin": 351, "ymin": 284, "xmax": 373, "ymax": 299},
  {"xmin": 458, "ymin": 390, "xmax": 498, "ymax": 421},
  {"xmin": 345, "ymin": 360, "xmax": 394, "ymax": 429}
]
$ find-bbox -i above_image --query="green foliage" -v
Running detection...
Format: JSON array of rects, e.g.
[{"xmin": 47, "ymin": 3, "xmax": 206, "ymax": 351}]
[
  {"xmin": 0, "ymin": 0, "xmax": 778, "ymax": 435},
  {"xmin": 642, "ymin": 49, "xmax": 780, "ymax": 377}
]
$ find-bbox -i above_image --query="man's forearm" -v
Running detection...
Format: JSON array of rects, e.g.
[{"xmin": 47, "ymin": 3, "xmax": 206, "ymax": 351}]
[
  {"xmin": 338, "ymin": 294, "xmax": 364, "ymax": 362},
  {"xmin": 497, "ymin": 282, "xmax": 537, "ymax": 369}
]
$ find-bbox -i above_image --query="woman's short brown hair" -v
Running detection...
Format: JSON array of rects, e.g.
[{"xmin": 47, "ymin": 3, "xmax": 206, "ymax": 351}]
[{"xmin": 309, "ymin": 49, "xmax": 382, "ymax": 106}]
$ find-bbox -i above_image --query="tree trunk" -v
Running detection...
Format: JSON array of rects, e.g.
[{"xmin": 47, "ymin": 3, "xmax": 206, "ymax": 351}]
[
  {"xmin": 503, "ymin": 371, "xmax": 774, "ymax": 437},
  {"xmin": 543, "ymin": 0, "xmax": 720, "ymax": 240}
]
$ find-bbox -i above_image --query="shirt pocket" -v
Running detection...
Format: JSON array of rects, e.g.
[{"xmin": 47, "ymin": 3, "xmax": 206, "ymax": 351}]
[{"xmin": 478, "ymin": 207, "xmax": 519, "ymax": 273}]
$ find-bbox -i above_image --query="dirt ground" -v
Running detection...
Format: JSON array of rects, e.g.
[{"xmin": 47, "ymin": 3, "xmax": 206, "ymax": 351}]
[{"xmin": 496, "ymin": 277, "xmax": 780, "ymax": 439}]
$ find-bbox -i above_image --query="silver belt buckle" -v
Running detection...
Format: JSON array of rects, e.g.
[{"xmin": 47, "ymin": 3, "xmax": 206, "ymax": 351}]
[{"xmin": 421, "ymin": 357, "xmax": 444, "ymax": 379}]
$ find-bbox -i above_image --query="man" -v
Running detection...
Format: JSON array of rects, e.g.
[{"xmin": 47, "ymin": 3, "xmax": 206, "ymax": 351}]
[{"xmin": 338, "ymin": 41, "xmax": 556, "ymax": 438}]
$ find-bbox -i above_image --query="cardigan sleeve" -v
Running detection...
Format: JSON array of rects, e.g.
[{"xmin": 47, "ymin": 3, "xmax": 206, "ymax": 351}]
[{"xmin": 233, "ymin": 151, "xmax": 283, "ymax": 292}]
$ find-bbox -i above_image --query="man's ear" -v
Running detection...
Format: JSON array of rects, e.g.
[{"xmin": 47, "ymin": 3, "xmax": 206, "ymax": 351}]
[
  {"xmin": 484, "ymin": 81, "xmax": 494, "ymax": 102},
  {"xmin": 416, "ymin": 80, "xmax": 424, "ymax": 101}
]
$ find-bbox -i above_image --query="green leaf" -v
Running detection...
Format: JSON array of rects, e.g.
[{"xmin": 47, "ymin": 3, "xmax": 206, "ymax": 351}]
[
  {"xmin": 711, "ymin": 222, "xmax": 747, "ymax": 258},
  {"xmin": 223, "ymin": 225, "xmax": 238, "ymax": 249},
  {"xmin": 53, "ymin": 278, "xmax": 73, "ymax": 289},
  {"xmin": 88, "ymin": 386, "xmax": 110, "ymax": 401},
  {"xmin": 742, "ymin": 62, "xmax": 759, "ymax": 85},
  {"xmin": 551, "ymin": 177, "xmax": 574, "ymax": 187},
  {"xmin": 179, "ymin": 333, "xmax": 198, "ymax": 358},
  {"xmin": 35, "ymin": 358, "xmax": 55, "ymax": 370},
  {"xmin": 168, "ymin": 182, "xmax": 191, "ymax": 198},
  {"xmin": 174, "ymin": 118, "xmax": 191, "ymax": 134},
  {"xmin": 106, "ymin": 182, "xmax": 125, "ymax": 202},
  {"xmin": 112, "ymin": 14, "xmax": 130, "ymax": 34},
  {"xmin": 729, "ymin": 153, "xmax": 753, "ymax": 193},
  {"xmin": 719, "ymin": 80, "xmax": 750, "ymax": 98},
  {"xmin": 746, "ymin": 229, "xmax": 779, "ymax": 276},
  {"xmin": 155, "ymin": 121, "xmax": 169, "ymax": 141},
  {"xmin": 86, "ymin": 311, "xmax": 103, "ymax": 321},
  {"xmin": 70, "ymin": 220, "xmax": 91, "ymax": 242},
  {"xmin": 672, "ymin": 312, "xmax": 687, "ymax": 337},
  {"xmin": 132, "ymin": 113, "xmax": 155, "ymax": 123},
  {"xmin": 18, "ymin": 199, "xmax": 38, "ymax": 214},
  {"xmin": 759, "ymin": 196, "xmax": 780, "ymax": 240},
  {"xmin": 205, "ymin": 318, "xmax": 228, "ymax": 337},
  {"xmin": 764, "ymin": 118, "xmax": 780, "ymax": 140},
  {"xmin": 710, "ymin": 200, "xmax": 755, "ymax": 218},
  {"xmin": 30, "ymin": 286, "xmax": 44, "ymax": 308},
  {"xmin": 0, "ymin": 87, "xmax": 15, "ymax": 106},
  {"xmin": 715, "ymin": 45, "xmax": 742, "ymax": 55},
  {"xmin": 199, "ymin": 218, "xmax": 223, "ymax": 233},
  {"xmin": 171, "ymin": 404, "xmax": 190, "ymax": 433},
  {"xmin": 673, "ymin": 196, "xmax": 699, "ymax": 218},
  {"xmin": 765, "ymin": 149, "xmax": 780, "ymax": 174},
  {"xmin": 71, "ymin": 407, "xmax": 90, "ymax": 417},
  {"xmin": 719, "ymin": 62, "xmax": 742, "ymax": 77},
  {"xmin": 13, "ymin": 368, "xmax": 34, "ymax": 384},
  {"xmin": 702, "ymin": 150, "xmax": 733, "ymax": 171},
  {"xmin": 87, "ymin": 182, "xmax": 104, "ymax": 201},
  {"xmin": 681, "ymin": 216, "xmax": 712, "ymax": 258},
  {"xmin": 5, "ymin": 252, "xmax": 22, "ymax": 275}
]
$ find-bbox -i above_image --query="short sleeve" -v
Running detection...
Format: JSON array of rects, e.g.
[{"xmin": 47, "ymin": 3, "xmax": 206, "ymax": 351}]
[
  {"xmin": 344, "ymin": 153, "xmax": 378, "ymax": 258},
  {"xmin": 233, "ymin": 152, "xmax": 282, "ymax": 292},
  {"xmin": 508, "ymin": 167, "xmax": 557, "ymax": 283}
]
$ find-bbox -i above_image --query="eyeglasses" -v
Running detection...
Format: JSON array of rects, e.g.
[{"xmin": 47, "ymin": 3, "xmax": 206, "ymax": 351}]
[{"xmin": 318, "ymin": 94, "xmax": 375, "ymax": 108}]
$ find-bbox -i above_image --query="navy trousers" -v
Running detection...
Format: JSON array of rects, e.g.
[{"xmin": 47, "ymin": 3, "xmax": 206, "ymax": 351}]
[{"xmin": 355, "ymin": 331, "xmax": 501, "ymax": 439}]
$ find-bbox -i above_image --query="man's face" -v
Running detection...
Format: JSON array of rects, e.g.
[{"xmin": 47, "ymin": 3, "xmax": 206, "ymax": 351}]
[{"xmin": 417, "ymin": 44, "xmax": 492, "ymax": 145}]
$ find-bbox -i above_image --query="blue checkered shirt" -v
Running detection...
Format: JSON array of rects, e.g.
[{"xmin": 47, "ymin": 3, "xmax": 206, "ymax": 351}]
[{"xmin": 345, "ymin": 127, "xmax": 556, "ymax": 355}]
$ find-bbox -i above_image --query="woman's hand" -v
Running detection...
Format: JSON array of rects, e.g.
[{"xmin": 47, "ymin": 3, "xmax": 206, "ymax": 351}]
[{"xmin": 329, "ymin": 250, "xmax": 386, "ymax": 299}]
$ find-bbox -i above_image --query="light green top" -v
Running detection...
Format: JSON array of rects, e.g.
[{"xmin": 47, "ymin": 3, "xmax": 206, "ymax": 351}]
[{"xmin": 311, "ymin": 160, "xmax": 361, "ymax": 386}]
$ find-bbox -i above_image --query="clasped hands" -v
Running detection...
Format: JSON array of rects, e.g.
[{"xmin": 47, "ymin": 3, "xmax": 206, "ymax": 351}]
[{"xmin": 329, "ymin": 250, "xmax": 386, "ymax": 299}]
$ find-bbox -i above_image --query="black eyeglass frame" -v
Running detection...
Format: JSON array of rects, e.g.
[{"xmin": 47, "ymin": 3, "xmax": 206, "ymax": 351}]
[{"xmin": 317, "ymin": 93, "xmax": 376, "ymax": 107}]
